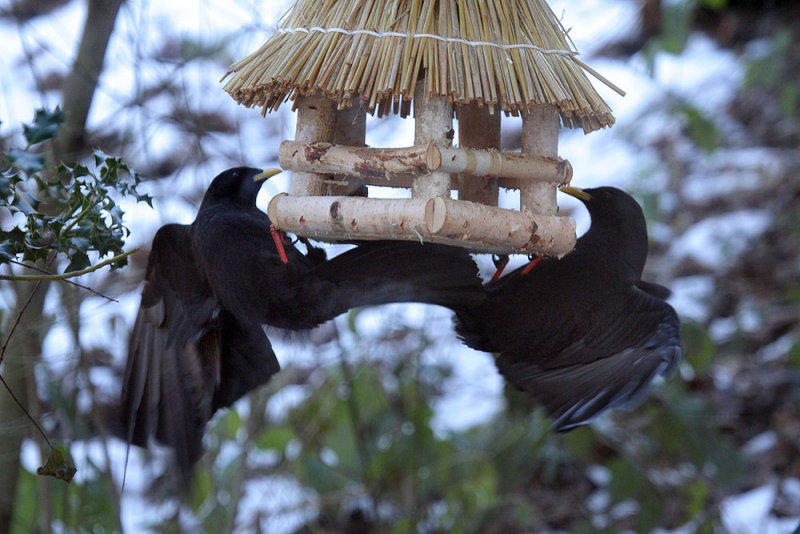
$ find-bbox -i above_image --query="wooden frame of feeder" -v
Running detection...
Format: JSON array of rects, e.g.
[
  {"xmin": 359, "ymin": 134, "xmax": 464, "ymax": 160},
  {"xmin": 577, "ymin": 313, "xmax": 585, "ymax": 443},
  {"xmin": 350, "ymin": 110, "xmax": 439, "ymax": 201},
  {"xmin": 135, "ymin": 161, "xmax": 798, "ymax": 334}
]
[{"xmin": 268, "ymin": 81, "xmax": 577, "ymax": 256}]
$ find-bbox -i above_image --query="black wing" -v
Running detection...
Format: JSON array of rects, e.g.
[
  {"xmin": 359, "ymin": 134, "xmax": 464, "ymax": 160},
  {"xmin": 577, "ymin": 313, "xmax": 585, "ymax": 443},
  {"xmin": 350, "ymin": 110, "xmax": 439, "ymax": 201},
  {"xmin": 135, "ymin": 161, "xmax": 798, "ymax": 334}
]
[
  {"xmin": 121, "ymin": 224, "xmax": 221, "ymax": 478},
  {"xmin": 211, "ymin": 311, "xmax": 279, "ymax": 411},
  {"xmin": 121, "ymin": 224, "xmax": 282, "ymax": 482},
  {"xmin": 495, "ymin": 287, "xmax": 681, "ymax": 430}
]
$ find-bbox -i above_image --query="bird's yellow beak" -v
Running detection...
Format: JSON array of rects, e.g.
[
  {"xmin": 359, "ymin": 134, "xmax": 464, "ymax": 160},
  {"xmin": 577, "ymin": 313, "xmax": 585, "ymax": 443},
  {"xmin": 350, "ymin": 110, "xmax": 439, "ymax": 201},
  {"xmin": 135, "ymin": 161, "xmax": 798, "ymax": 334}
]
[
  {"xmin": 254, "ymin": 168, "xmax": 282, "ymax": 182},
  {"xmin": 559, "ymin": 186, "xmax": 591, "ymax": 201}
]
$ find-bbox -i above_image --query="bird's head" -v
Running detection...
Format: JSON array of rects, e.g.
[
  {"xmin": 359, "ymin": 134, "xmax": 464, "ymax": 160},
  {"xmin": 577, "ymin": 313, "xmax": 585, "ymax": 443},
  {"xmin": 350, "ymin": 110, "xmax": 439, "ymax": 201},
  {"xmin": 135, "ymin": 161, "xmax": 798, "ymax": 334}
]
[
  {"xmin": 560, "ymin": 186, "xmax": 644, "ymax": 228},
  {"xmin": 560, "ymin": 185, "xmax": 649, "ymax": 276},
  {"xmin": 201, "ymin": 167, "xmax": 282, "ymax": 209}
]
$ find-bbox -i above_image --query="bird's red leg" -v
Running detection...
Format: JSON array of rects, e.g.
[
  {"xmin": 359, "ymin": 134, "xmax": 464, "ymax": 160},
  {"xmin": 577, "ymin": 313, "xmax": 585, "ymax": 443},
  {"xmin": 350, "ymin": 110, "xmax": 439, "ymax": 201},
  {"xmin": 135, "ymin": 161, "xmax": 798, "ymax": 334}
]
[
  {"xmin": 270, "ymin": 223, "xmax": 289, "ymax": 264},
  {"xmin": 490, "ymin": 255, "xmax": 510, "ymax": 281},
  {"xmin": 521, "ymin": 256, "xmax": 542, "ymax": 276}
]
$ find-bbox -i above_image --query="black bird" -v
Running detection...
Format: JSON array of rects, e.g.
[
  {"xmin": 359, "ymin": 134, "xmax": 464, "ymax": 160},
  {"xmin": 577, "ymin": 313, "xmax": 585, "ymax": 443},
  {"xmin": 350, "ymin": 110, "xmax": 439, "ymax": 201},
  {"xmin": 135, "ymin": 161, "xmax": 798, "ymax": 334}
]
[
  {"xmin": 121, "ymin": 167, "xmax": 484, "ymax": 481},
  {"xmin": 455, "ymin": 186, "xmax": 681, "ymax": 430}
]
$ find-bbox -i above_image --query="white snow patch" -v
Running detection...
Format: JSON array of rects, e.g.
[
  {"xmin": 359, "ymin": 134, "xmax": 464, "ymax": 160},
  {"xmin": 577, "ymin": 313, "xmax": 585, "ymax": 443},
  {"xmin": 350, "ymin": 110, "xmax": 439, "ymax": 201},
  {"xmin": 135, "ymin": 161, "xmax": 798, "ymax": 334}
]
[
  {"xmin": 653, "ymin": 35, "xmax": 742, "ymax": 113},
  {"xmin": 550, "ymin": 0, "xmax": 639, "ymax": 55},
  {"xmin": 236, "ymin": 476, "xmax": 317, "ymax": 534},
  {"xmin": 586, "ymin": 464, "xmax": 612, "ymax": 486},
  {"xmin": 758, "ymin": 334, "xmax": 796, "ymax": 363},
  {"xmin": 669, "ymin": 275, "xmax": 715, "ymax": 322},
  {"xmin": 669, "ymin": 210, "xmax": 772, "ymax": 269},
  {"xmin": 682, "ymin": 148, "xmax": 788, "ymax": 203},
  {"xmin": 720, "ymin": 484, "xmax": 800, "ymax": 534},
  {"xmin": 709, "ymin": 317, "xmax": 738, "ymax": 344},
  {"xmin": 742, "ymin": 431, "xmax": 778, "ymax": 457},
  {"xmin": 266, "ymin": 384, "xmax": 312, "ymax": 423}
]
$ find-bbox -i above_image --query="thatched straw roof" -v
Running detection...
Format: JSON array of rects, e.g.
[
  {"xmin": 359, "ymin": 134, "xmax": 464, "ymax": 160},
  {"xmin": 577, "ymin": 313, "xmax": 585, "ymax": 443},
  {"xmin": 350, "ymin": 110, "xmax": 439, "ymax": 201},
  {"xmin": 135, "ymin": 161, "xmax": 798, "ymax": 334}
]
[{"xmin": 222, "ymin": 0, "xmax": 620, "ymax": 132}]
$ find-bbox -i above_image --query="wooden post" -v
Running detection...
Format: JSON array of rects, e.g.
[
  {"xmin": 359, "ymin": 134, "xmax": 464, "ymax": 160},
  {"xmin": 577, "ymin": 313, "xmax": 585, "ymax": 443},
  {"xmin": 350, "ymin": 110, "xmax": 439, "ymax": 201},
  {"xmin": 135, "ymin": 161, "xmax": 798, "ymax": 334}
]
[
  {"xmin": 521, "ymin": 104, "xmax": 560, "ymax": 215},
  {"xmin": 291, "ymin": 95, "xmax": 336, "ymax": 196},
  {"xmin": 412, "ymin": 79, "xmax": 451, "ymax": 198},
  {"xmin": 330, "ymin": 101, "xmax": 367, "ymax": 195},
  {"xmin": 458, "ymin": 104, "xmax": 501, "ymax": 205}
]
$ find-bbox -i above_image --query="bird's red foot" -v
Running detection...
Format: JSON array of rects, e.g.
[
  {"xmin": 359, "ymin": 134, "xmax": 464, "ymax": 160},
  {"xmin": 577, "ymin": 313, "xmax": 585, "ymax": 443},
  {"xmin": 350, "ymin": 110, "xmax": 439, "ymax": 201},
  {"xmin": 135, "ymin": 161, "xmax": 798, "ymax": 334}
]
[
  {"xmin": 521, "ymin": 256, "xmax": 541, "ymax": 276},
  {"xmin": 490, "ymin": 255, "xmax": 510, "ymax": 281},
  {"xmin": 270, "ymin": 224, "xmax": 289, "ymax": 264}
]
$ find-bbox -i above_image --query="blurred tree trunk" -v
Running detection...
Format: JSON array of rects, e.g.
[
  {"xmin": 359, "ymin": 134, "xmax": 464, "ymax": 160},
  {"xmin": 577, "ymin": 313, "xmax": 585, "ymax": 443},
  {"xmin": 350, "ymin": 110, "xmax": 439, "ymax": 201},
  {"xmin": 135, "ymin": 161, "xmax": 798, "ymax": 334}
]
[
  {"xmin": 53, "ymin": 0, "xmax": 125, "ymax": 164},
  {"xmin": 0, "ymin": 1, "xmax": 123, "ymax": 532},
  {"xmin": 0, "ymin": 284, "xmax": 50, "ymax": 533}
]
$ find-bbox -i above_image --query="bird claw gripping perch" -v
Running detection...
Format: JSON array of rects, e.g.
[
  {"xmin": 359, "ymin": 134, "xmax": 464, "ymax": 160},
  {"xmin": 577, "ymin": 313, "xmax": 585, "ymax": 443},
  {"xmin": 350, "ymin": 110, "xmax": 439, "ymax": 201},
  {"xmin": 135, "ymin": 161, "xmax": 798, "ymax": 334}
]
[{"xmin": 270, "ymin": 223, "xmax": 289, "ymax": 264}]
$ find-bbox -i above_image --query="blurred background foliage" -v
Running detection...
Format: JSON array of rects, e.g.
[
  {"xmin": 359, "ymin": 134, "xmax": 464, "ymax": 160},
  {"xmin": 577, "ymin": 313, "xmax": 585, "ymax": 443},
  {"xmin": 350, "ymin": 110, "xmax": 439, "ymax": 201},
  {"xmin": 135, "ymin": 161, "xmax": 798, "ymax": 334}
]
[{"xmin": 1, "ymin": 0, "xmax": 800, "ymax": 532}]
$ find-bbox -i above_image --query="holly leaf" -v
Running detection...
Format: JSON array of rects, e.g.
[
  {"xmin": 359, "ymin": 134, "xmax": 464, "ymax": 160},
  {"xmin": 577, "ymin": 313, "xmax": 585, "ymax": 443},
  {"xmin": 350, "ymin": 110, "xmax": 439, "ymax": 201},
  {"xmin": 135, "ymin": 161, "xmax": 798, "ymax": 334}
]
[
  {"xmin": 65, "ymin": 250, "xmax": 90, "ymax": 272},
  {"xmin": 6, "ymin": 149, "xmax": 45, "ymax": 174},
  {"xmin": 23, "ymin": 107, "xmax": 64, "ymax": 146}
]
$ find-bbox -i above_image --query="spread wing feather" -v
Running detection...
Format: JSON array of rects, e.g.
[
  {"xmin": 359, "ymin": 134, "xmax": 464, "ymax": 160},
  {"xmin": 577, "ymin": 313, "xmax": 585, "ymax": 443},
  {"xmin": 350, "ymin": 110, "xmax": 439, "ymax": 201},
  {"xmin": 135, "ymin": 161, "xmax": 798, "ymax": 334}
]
[
  {"xmin": 120, "ymin": 224, "xmax": 220, "ymax": 477},
  {"xmin": 495, "ymin": 287, "xmax": 681, "ymax": 430}
]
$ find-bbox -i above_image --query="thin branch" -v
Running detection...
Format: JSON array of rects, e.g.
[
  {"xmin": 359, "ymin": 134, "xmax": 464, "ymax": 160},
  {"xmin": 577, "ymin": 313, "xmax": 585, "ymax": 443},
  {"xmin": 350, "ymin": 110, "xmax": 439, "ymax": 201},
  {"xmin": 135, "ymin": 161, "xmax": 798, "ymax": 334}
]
[
  {"xmin": 59, "ymin": 193, "xmax": 99, "ymax": 237},
  {"xmin": 0, "ymin": 374, "xmax": 54, "ymax": 450},
  {"xmin": 9, "ymin": 259, "xmax": 118, "ymax": 302},
  {"xmin": 0, "ymin": 249, "xmax": 136, "ymax": 281}
]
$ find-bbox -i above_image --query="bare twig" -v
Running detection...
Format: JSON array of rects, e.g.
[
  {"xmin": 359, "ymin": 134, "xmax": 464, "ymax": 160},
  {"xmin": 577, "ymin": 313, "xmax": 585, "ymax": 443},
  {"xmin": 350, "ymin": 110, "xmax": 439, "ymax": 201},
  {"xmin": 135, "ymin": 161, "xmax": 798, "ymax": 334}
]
[
  {"xmin": 0, "ymin": 249, "xmax": 137, "ymax": 282},
  {"xmin": 0, "ymin": 375, "xmax": 54, "ymax": 450},
  {"xmin": 8, "ymin": 259, "xmax": 118, "ymax": 302}
]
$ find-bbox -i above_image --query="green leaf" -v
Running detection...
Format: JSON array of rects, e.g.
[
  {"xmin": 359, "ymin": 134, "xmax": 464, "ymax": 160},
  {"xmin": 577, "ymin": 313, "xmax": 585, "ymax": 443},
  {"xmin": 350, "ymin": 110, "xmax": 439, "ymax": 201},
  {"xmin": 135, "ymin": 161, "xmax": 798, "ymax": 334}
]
[
  {"xmin": 23, "ymin": 107, "xmax": 64, "ymax": 145},
  {"xmin": 658, "ymin": 4, "xmax": 692, "ymax": 55},
  {"xmin": 36, "ymin": 447, "xmax": 77, "ymax": 482},
  {"xmin": 11, "ymin": 192, "xmax": 38, "ymax": 215},
  {"xmin": 0, "ymin": 169, "xmax": 20, "ymax": 197},
  {"xmin": 22, "ymin": 192, "xmax": 41, "ymax": 212},
  {"xmin": 0, "ymin": 240, "xmax": 20, "ymax": 262},
  {"xmin": 607, "ymin": 457, "xmax": 646, "ymax": 501},
  {"xmin": 6, "ymin": 149, "xmax": 45, "ymax": 174},
  {"xmin": 676, "ymin": 103, "xmax": 720, "ymax": 153},
  {"xmin": 214, "ymin": 409, "xmax": 241, "ymax": 440},
  {"xmin": 254, "ymin": 426, "xmax": 295, "ymax": 451},
  {"xmin": 698, "ymin": 0, "xmax": 728, "ymax": 9},
  {"xmin": 779, "ymin": 83, "xmax": 798, "ymax": 117},
  {"xmin": 65, "ymin": 250, "xmax": 90, "ymax": 272},
  {"xmin": 72, "ymin": 164, "xmax": 91, "ymax": 178},
  {"xmin": 71, "ymin": 237, "xmax": 90, "ymax": 252}
]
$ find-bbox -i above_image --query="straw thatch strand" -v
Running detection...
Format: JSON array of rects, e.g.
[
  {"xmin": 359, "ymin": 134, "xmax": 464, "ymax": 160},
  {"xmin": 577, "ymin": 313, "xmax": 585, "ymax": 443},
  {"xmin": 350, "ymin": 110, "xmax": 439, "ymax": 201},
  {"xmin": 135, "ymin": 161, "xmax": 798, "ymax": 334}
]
[{"xmin": 222, "ymin": 0, "xmax": 618, "ymax": 132}]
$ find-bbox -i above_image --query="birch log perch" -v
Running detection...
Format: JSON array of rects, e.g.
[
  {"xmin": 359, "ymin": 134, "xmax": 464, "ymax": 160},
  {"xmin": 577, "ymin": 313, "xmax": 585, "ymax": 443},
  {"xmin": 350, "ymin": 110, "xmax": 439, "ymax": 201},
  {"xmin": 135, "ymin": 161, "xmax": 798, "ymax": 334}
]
[
  {"xmin": 424, "ymin": 197, "xmax": 576, "ymax": 256},
  {"xmin": 268, "ymin": 194, "xmax": 576, "ymax": 255},
  {"xmin": 278, "ymin": 141, "xmax": 572, "ymax": 187}
]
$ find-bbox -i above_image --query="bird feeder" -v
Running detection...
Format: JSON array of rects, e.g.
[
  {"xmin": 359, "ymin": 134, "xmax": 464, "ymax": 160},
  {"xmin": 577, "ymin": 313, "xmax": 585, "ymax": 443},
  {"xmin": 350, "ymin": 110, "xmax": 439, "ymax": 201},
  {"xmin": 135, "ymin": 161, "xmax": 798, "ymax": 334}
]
[{"xmin": 222, "ymin": 0, "xmax": 622, "ymax": 256}]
